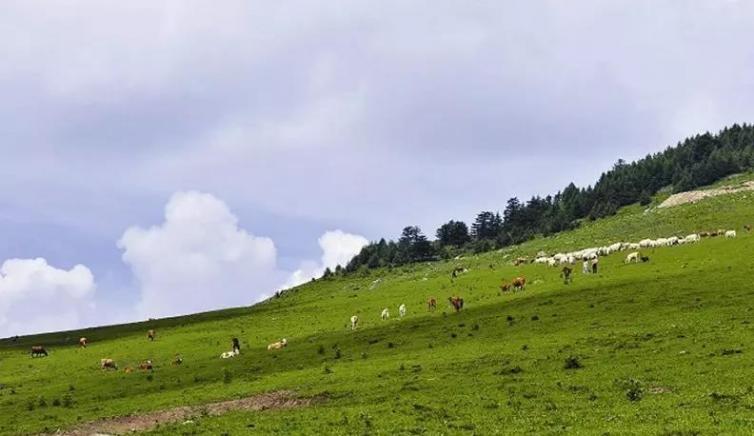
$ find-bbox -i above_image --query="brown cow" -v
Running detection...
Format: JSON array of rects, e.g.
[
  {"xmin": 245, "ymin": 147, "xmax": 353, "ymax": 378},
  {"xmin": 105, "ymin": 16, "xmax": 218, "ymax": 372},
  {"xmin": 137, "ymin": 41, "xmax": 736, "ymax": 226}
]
[
  {"xmin": 427, "ymin": 297, "xmax": 437, "ymax": 311},
  {"xmin": 512, "ymin": 277, "xmax": 526, "ymax": 291},
  {"xmin": 79, "ymin": 337, "xmax": 88, "ymax": 348},
  {"xmin": 448, "ymin": 296, "xmax": 464, "ymax": 312},
  {"xmin": 138, "ymin": 360, "xmax": 153, "ymax": 371},
  {"xmin": 500, "ymin": 282, "xmax": 512, "ymax": 293},
  {"xmin": 31, "ymin": 346, "xmax": 48, "ymax": 357},
  {"xmin": 745, "ymin": 224, "xmax": 752, "ymax": 232}
]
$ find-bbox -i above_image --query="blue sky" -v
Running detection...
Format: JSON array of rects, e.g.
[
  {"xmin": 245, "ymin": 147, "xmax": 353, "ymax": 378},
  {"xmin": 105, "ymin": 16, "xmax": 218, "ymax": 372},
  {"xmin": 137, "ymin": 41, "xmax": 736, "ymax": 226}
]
[{"xmin": 1, "ymin": 1, "xmax": 754, "ymax": 336}]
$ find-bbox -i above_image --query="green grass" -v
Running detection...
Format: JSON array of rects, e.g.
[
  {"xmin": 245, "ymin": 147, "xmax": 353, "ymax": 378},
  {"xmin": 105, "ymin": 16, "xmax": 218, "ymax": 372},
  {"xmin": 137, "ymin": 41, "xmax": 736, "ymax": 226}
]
[{"xmin": 2, "ymin": 185, "xmax": 754, "ymax": 435}]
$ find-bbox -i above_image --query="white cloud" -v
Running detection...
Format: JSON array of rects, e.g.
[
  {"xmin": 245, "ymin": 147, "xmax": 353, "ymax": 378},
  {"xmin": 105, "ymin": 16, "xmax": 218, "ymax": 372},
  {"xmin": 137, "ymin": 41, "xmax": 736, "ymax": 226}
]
[
  {"xmin": 0, "ymin": 258, "xmax": 96, "ymax": 337},
  {"xmin": 284, "ymin": 230, "xmax": 368, "ymax": 289},
  {"xmin": 118, "ymin": 191, "xmax": 284, "ymax": 319}
]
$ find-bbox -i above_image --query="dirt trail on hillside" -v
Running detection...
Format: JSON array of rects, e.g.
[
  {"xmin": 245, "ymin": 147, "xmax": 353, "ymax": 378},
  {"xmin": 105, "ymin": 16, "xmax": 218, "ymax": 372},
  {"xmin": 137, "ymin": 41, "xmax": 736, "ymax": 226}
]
[
  {"xmin": 658, "ymin": 180, "xmax": 754, "ymax": 208},
  {"xmin": 49, "ymin": 390, "xmax": 321, "ymax": 435}
]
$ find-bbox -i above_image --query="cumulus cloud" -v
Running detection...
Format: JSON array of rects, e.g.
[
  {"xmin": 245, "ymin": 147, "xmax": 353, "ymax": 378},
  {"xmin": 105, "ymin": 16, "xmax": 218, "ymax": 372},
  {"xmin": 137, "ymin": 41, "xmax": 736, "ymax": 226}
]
[
  {"xmin": 0, "ymin": 258, "xmax": 96, "ymax": 337},
  {"xmin": 284, "ymin": 230, "xmax": 368, "ymax": 289},
  {"xmin": 118, "ymin": 191, "xmax": 284, "ymax": 319}
]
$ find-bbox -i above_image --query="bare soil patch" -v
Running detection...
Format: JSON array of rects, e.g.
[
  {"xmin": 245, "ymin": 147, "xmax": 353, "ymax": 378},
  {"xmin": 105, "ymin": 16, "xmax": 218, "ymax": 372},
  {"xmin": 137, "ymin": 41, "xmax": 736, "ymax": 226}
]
[
  {"xmin": 658, "ymin": 180, "xmax": 754, "ymax": 208},
  {"xmin": 49, "ymin": 390, "xmax": 320, "ymax": 435}
]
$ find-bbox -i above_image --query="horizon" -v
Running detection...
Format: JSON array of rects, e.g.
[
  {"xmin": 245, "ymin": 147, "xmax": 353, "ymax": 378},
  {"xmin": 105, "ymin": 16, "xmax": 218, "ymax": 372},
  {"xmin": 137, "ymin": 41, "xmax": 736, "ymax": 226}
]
[{"xmin": 2, "ymin": 1, "xmax": 754, "ymax": 337}]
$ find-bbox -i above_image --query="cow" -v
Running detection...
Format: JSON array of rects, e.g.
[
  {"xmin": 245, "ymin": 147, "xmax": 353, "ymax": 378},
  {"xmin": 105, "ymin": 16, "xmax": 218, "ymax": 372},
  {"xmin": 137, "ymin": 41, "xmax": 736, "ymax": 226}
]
[
  {"xmin": 139, "ymin": 360, "xmax": 153, "ymax": 371},
  {"xmin": 147, "ymin": 329, "xmax": 156, "ymax": 341},
  {"xmin": 512, "ymin": 277, "xmax": 526, "ymax": 292},
  {"xmin": 500, "ymin": 282, "xmax": 512, "ymax": 293},
  {"xmin": 625, "ymin": 252, "xmax": 639, "ymax": 263},
  {"xmin": 232, "ymin": 337, "xmax": 240, "ymax": 354},
  {"xmin": 101, "ymin": 358, "xmax": 117, "ymax": 370},
  {"xmin": 350, "ymin": 315, "xmax": 359, "ymax": 330},
  {"xmin": 560, "ymin": 267, "xmax": 573, "ymax": 284},
  {"xmin": 725, "ymin": 230, "xmax": 737, "ymax": 238},
  {"xmin": 399, "ymin": 304, "xmax": 407, "ymax": 318},
  {"xmin": 745, "ymin": 224, "xmax": 752, "ymax": 232},
  {"xmin": 267, "ymin": 338, "xmax": 287, "ymax": 350},
  {"xmin": 427, "ymin": 298, "xmax": 437, "ymax": 311},
  {"xmin": 591, "ymin": 258, "xmax": 599, "ymax": 274},
  {"xmin": 79, "ymin": 337, "xmax": 88, "ymax": 348},
  {"xmin": 30, "ymin": 346, "xmax": 48, "ymax": 357},
  {"xmin": 448, "ymin": 297, "xmax": 464, "ymax": 312},
  {"xmin": 381, "ymin": 308, "xmax": 390, "ymax": 320},
  {"xmin": 220, "ymin": 350, "xmax": 239, "ymax": 359}
]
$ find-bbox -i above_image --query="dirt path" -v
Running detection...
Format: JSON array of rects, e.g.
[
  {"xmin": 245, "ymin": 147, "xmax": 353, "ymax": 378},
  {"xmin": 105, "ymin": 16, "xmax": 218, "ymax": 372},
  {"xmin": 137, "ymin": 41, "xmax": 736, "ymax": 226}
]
[
  {"xmin": 658, "ymin": 180, "xmax": 754, "ymax": 208},
  {"xmin": 49, "ymin": 390, "xmax": 320, "ymax": 435}
]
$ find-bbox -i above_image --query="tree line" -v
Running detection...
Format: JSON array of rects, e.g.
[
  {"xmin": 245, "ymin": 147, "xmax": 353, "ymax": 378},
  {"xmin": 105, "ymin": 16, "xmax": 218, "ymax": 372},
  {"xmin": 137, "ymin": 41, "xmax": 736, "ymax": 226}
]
[{"xmin": 337, "ymin": 124, "xmax": 754, "ymax": 275}]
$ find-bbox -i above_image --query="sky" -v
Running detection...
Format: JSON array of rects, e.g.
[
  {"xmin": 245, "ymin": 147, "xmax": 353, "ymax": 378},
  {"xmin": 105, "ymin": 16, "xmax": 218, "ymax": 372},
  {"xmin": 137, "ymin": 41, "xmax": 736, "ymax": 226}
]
[{"xmin": 1, "ymin": 1, "xmax": 754, "ymax": 337}]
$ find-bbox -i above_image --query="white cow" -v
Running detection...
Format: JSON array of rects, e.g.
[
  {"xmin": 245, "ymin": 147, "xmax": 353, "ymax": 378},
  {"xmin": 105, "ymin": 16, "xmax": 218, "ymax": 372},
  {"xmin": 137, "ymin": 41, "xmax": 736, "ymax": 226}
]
[
  {"xmin": 381, "ymin": 308, "xmax": 390, "ymax": 320},
  {"xmin": 350, "ymin": 315, "xmax": 359, "ymax": 330},
  {"xmin": 399, "ymin": 304, "xmax": 407, "ymax": 318},
  {"xmin": 725, "ymin": 230, "xmax": 737, "ymax": 238},
  {"xmin": 625, "ymin": 252, "xmax": 639, "ymax": 263},
  {"xmin": 221, "ymin": 349, "xmax": 239, "ymax": 359}
]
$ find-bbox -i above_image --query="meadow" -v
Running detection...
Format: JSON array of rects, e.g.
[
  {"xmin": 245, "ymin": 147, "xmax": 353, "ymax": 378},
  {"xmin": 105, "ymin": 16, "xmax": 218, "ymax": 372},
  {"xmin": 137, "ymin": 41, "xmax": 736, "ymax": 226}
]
[{"xmin": 2, "ymin": 183, "xmax": 754, "ymax": 435}]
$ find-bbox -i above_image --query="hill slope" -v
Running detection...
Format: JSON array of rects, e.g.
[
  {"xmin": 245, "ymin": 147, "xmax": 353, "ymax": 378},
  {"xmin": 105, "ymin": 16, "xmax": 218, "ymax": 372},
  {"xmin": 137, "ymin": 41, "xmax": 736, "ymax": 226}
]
[{"xmin": 2, "ymin": 177, "xmax": 754, "ymax": 434}]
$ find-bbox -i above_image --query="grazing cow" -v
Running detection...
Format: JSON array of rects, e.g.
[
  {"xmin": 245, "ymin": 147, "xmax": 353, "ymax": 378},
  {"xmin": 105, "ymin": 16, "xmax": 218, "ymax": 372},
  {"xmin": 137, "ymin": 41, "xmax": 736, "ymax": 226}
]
[
  {"xmin": 79, "ymin": 337, "xmax": 88, "ymax": 348},
  {"xmin": 745, "ymin": 224, "xmax": 752, "ymax": 232},
  {"xmin": 381, "ymin": 308, "xmax": 390, "ymax": 320},
  {"xmin": 147, "ymin": 329, "xmax": 156, "ymax": 341},
  {"xmin": 399, "ymin": 304, "xmax": 407, "ymax": 318},
  {"xmin": 139, "ymin": 360, "xmax": 153, "ymax": 371},
  {"xmin": 267, "ymin": 338, "xmax": 288, "ymax": 350},
  {"xmin": 640, "ymin": 255, "xmax": 650, "ymax": 263},
  {"xmin": 560, "ymin": 267, "xmax": 573, "ymax": 284},
  {"xmin": 220, "ymin": 350, "xmax": 239, "ymax": 359},
  {"xmin": 30, "ymin": 346, "xmax": 48, "ymax": 357},
  {"xmin": 625, "ymin": 252, "xmax": 639, "ymax": 264},
  {"xmin": 725, "ymin": 230, "xmax": 737, "ymax": 238},
  {"xmin": 350, "ymin": 315, "xmax": 359, "ymax": 330},
  {"xmin": 100, "ymin": 358, "xmax": 117, "ymax": 370},
  {"xmin": 427, "ymin": 298, "xmax": 437, "ymax": 311},
  {"xmin": 500, "ymin": 282, "xmax": 512, "ymax": 293},
  {"xmin": 512, "ymin": 277, "xmax": 526, "ymax": 292},
  {"xmin": 448, "ymin": 297, "xmax": 464, "ymax": 312}
]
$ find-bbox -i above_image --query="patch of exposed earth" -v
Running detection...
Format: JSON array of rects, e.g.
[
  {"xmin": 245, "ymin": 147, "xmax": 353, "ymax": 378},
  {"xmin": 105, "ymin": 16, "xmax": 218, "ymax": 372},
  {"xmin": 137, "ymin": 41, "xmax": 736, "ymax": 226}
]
[
  {"xmin": 48, "ymin": 390, "xmax": 321, "ymax": 435},
  {"xmin": 658, "ymin": 180, "xmax": 754, "ymax": 208}
]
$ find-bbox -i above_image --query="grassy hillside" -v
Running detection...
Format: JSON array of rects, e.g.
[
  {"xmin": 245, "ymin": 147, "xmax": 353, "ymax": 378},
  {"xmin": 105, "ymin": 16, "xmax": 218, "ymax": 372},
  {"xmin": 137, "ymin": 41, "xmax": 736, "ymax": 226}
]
[{"xmin": 2, "ymin": 181, "xmax": 754, "ymax": 435}]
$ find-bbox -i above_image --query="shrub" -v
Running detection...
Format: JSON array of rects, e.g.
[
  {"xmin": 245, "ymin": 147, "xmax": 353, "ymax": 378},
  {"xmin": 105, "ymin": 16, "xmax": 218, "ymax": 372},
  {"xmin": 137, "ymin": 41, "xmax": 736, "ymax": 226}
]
[
  {"xmin": 52, "ymin": 398, "xmax": 61, "ymax": 407},
  {"xmin": 564, "ymin": 356, "xmax": 582, "ymax": 370}
]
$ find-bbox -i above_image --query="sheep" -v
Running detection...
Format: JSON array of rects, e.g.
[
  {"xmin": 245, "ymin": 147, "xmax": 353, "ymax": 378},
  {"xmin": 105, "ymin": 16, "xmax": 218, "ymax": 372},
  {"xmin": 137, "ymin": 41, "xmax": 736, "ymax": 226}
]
[
  {"xmin": 79, "ymin": 337, "xmax": 88, "ymax": 348},
  {"xmin": 725, "ymin": 230, "xmax": 737, "ymax": 238},
  {"xmin": 30, "ymin": 346, "xmax": 48, "ymax": 357},
  {"xmin": 172, "ymin": 355, "xmax": 183, "ymax": 365},
  {"xmin": 625, "ymin": 252, "xmax": 639, "ymax": 263},
  {"xmin": 683, "ymin": 234, "xmax": 700, "ymax": 244},
  {"xmin": 267, "ymin": 338, "xmax": 287, "ymax": 350},
  {"xmin": 628, "ymin": 243, "xmax": 641, "ymax": 250},
  {"xmin": 100, "ymin": 358, "xmax": 118, "ymax": 370},
  {"xmin": 381, "ymin": 308, "xmax": 390, "ymax": 320},
  {"xmin": 582, "ymin": 260, "xmax": 590, "ymax": 274},
  {"xmin": 639, "ymin": 239, "xmax": 653, "ymax": 248},
  {"xmin": 351, "ymin": 315, "xmax": 359, "ymax": 330},
  {"xmin": 147, "ymin": 329, "xmax": 156, "ymax": 341},
  {"xmin": 399, "ymin": 304, "xmax": 407, "ymax": 318}
]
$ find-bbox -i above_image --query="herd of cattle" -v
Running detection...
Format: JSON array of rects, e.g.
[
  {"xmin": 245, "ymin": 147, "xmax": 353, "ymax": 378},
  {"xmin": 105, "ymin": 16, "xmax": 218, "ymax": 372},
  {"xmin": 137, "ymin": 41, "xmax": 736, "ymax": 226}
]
[{"xmin": 24, "ymin": 225, "xmax": 746, "ymax": 370}]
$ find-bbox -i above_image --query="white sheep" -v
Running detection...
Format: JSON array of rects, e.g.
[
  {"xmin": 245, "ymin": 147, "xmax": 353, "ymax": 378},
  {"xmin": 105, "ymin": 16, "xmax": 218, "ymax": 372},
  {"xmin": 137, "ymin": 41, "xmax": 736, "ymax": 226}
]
[
  {"xmin": 220, "ymin": 349, "xmax": 239, "ymax": 359},
  {"xmin": 399, "ymin": 304, "xmax": 407, "ymax": 318},
  {"xmin": 350, "ymin": 315, "xmax": 359, "ymax": 330},
  {"xmin": 625, "ymin": 252, "xmax": 639, "ymax": 263},
  {"xmin": 725, "ymin": 230, "xmax": 737, "ymax": 238},
  {"xmin": 381, "ymin": 308, "xmax": 390, "ymax": 320},
  {"xmin": 267, "ymin": 338, "xmax": 288, "ymax": 350}
]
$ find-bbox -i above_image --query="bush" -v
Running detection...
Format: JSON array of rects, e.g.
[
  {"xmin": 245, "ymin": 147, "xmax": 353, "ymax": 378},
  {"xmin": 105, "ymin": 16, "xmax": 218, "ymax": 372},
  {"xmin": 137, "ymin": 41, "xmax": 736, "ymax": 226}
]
[
  {"xmin": 564, "ymin": 356, "xmax": 582, "ymax": 370},
  {"xmin": 52, "ymin": 398, "xmax": 61, "ymax": 407}
]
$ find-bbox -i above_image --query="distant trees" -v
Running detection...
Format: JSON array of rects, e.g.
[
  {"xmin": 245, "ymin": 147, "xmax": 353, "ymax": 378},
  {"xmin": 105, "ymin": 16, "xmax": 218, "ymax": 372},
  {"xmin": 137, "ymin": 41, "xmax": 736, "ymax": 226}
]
[
  {"xmin": 436, "ymin": 220, "xmax": 470, "ymax": 247},
  {"xmin": 342, "ymin": 124, "xmax": 754, "ymax": 274}
]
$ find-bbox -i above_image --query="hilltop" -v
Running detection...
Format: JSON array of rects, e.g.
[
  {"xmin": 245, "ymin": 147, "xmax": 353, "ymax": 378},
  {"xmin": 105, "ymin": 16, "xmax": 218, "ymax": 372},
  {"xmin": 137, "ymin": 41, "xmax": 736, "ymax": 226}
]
[{"xmin": 1, "ymin": 172, "xmax": 753, "ymax": 434}]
